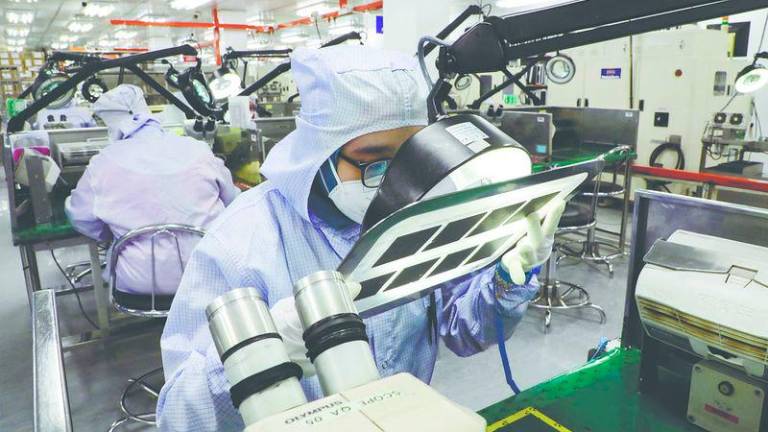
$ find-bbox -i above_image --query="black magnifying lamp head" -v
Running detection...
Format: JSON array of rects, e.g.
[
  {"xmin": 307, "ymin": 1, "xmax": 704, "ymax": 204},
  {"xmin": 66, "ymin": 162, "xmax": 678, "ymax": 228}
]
[
  {"xmin": 163, "ymin": 61, "xmax": 181, "ymax": 90},
  {"xmin": 735, "ymin": 63, "xmax": 768, "ymax": 94},
  {"xmin": 544, "ymin": 53, "xmax": 576, "ymax": 85},
  {"xmin": 33, "ymin": 72, "xmax": 76, "ymax": 109},
  {"xmin": 177, "ymin": 59, "xmax": 225, "ymax": 120},
  {"xmin": 361, "ymin": 113, "xmax": 532, "ymax": 232},
  {"xmin": 210, "ymin": 60, "xmax": 243, "ymax": 101},
  {"xmin": 82, "ymin": 76, "xmax": 108, "ymax": 103}
]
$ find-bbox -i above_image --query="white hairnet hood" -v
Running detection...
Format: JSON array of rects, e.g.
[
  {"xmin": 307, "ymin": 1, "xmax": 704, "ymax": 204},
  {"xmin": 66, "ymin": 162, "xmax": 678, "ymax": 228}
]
[
  {"xmin": 93, "ymin": 84, "xmax": 153, "ymax": 140},
  {"xmin": 260, "ymin": 45, "xmax": 429, "ymax": 221}
]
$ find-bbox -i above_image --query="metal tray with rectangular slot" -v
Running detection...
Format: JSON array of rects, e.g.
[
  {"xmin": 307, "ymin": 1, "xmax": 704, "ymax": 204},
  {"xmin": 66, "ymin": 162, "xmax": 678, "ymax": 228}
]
[{"xmin": 339, "ymin": 158, "xmax": 603, "ymax": 318}]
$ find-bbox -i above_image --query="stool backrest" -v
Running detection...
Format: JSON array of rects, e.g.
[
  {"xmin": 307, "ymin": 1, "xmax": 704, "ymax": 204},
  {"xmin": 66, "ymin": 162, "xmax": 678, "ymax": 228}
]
[
  {"xmin": 587, "ymin": 144, "xmax": 634, "ymax": 200},
  {"xmin": 109, "ymin": 223, "xmax": 205, "ymax": 316},
  {"xmin": 565, "ymin": 146, "xmax": 633, "ymax": 228}
]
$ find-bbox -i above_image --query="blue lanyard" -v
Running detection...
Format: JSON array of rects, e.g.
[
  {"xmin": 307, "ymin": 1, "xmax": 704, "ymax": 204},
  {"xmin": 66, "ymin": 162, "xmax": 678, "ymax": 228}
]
[{"xmin": 494, "ymin": 267, "xmax": 539, "ymax": 395}]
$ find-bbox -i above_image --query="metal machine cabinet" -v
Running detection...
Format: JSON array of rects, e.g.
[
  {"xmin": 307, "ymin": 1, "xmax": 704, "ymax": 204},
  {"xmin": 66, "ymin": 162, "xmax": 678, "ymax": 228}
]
[
  {"xmin": 547, "ymin": 27, "xmax": 752, "ymax": 174},
  {"xmin": 544, "ymin": 44, "xmax": 589, "ymax": 108},
  {"xmin": 547, "ymin": 38, "xmax": 632, "ymax": 110},
  {"xmin": 633, "ymin": 28, "xmax": 751, "ymax": 173}
]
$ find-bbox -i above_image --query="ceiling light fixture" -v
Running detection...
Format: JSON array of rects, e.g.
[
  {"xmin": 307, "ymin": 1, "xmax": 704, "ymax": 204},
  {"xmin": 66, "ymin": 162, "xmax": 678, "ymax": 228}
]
[
  {"xmin": 6, "ymin": 27, "xmax": 30, "ymax": 37},
  {"xmin": 170, "ymin": 0, "xmax": 213, "ymax": 11},
  {"xmin": 7, "ymin": 38, "xmax": 26, "ymax": 46},
  {"xmin": 68, "ymin": 21, "xmax": 94, "ymax": 33},
  {"xmin": 60, "ymin": 35, "xmax": 79, "ymax": 43},
  {"xmin": 9, "ymin": 0, "xmax": 38, "ymax": 3},
  {"xmin": 296, "ymin": 1, "xmax": 337, "ymax": 17},
  {"xmin": 51, "ymin": 42, "xmax": 68, "ymax": 50},
  {"xmin": 83, "ymin": 3, "xmax": 115, "ymax": 18},
  {"xmin": 6, "ymin": 11, "xmax": 34, "ymax": 24},
  {"xmin": 137, "ymin": 14, "xmax": 168, "ymax": 23},
  {"xmin": 115, "ymin": 30, "xmax": 137, "ymax": 40}
]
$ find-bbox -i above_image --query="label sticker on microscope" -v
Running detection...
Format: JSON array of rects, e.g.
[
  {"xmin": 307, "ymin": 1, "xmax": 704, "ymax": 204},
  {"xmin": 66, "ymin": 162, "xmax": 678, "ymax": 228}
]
[
  {"xmin": 467, "ymin": 139, "xmax": 491, "ymax": 153},
  {"xmin": 446, "ymin": 122, "xmax": 489, "ymax": 146}
]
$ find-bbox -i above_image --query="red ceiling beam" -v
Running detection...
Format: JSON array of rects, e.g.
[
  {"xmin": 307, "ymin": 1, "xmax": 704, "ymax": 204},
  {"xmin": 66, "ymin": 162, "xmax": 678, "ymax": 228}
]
[
  {"xmin": 111, "ymin": 19, "xmax": 213, "ymax": 28},
  {"xmin": 110, "ymin": 1, "xmax": 383, "ymax": 34},
  {"xmin": 110, "ymin": 19, "xmax": 274, "ymax": 32},
  {"xmin": 353, "ymin": 0, "xmax": 383, "ymax": 12}
]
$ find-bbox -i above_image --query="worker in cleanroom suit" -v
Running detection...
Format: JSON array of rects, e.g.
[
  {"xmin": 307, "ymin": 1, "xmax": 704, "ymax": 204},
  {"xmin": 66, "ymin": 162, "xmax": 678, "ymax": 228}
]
[
  {"xmin": 157, "ymin": 45, "xmax": 564, "ymax": 431},
  {"xmin": 65, "ymin": 85, "xmax": 240, "ymax": 304}
]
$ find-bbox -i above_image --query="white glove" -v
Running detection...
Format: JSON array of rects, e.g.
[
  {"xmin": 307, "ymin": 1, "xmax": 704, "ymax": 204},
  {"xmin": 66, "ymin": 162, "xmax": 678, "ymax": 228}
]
[
  {"xmin": 500, "ymin": 198, "xmax": 566, "ymax": 285},
  {"xmin": 269, "ymin": 280, "xmax": 362, "ymax": 378}
]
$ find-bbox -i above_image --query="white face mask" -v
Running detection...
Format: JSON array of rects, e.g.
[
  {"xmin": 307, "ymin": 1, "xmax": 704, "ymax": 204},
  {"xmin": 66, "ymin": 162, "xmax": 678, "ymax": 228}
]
[{"xmin": 328, "ymin": 180, "xmax": 378, "ymax": 224}]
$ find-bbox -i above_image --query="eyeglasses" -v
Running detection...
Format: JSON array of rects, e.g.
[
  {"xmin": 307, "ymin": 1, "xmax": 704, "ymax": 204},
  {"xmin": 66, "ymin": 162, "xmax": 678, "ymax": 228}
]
[{"xmin": 338, "ymin": 153, "xmax": 391, "ymax": 188}]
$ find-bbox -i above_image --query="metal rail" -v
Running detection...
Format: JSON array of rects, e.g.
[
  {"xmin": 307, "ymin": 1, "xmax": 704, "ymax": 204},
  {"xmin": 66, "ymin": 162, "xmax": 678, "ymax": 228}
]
[
  {"xmin": 8, "ymin": 45, "xmax": 199, "ymax": 133},
  {"xmin": 33, "ymin": 289, "xmax": 72, "ymax": 432},
  {"xmin": 239, "ymin": 31, "xmax": 362, "ymax": 96}
]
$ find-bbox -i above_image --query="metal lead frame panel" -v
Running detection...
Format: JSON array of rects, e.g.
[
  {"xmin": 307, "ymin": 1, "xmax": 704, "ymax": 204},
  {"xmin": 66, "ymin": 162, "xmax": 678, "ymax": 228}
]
[{"xmin": 339, "ymin": 162, "xmax": 600, "ymax": 318}]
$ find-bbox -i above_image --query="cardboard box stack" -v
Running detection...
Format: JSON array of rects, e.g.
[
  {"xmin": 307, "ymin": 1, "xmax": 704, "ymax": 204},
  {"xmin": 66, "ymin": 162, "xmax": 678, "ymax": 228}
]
[{"xmin": 0, "ymin": 50, "xmax": 45, "ymax": 103}]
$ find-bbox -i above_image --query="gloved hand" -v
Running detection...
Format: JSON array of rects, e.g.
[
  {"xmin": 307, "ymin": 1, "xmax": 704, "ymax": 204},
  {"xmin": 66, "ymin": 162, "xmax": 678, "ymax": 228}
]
[
  {"xmin": 269, "ymin": 279, "xmax": 362, "ymax": 378},
  {"xmin": 500, "ymin": 198, "xmax": 566, "ymax": 285}
]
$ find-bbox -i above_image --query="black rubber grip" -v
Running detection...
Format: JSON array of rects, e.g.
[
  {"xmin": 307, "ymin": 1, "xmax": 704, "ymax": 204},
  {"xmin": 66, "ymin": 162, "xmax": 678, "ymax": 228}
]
[
  {"xmin": 229, "ymin": 362, "xmax": 303, "ymax": 409},
  {"xmin": 220, "ymin": 333, "xmax": 282, "ymax": 363},
  {"xmin": 303, "ymin": 313, "xmax": 369, "ymax": 362}
]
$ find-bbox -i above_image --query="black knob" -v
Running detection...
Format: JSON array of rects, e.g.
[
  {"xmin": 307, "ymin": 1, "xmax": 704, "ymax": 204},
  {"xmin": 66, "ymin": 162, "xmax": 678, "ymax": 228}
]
[{"xmin": 718, "ymin": 381, "xmax": 735, "ymax": 396}]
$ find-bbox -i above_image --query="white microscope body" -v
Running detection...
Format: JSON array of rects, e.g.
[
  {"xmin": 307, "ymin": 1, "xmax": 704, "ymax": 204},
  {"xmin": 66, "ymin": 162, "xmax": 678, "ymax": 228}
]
[{"xmin": 207, "ymin": 271, "xmax": 485, "ymax": 432}]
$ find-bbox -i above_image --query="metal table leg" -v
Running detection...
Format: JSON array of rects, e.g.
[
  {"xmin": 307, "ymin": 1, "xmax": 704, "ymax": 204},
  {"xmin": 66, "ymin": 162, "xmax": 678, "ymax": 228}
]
[
  {"xmin": 20, "ymin": 243, "xmax": 41, "ymax": 308},
  {"xmin": 619, "ymin": 161, "xmax": 633, "ymax": 254},
  {"xmin": 88, "ymin": 241, "xmax": 110, "ymax": 333},
  {"xmin": 702, "ymin": 182, "xmax": 715, "ymax": 200}
]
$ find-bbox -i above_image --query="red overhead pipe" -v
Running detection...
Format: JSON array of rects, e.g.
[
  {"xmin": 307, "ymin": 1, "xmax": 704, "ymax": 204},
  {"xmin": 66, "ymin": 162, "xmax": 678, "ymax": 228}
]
[
  {"xmin": 219, "ymin": 23, "xmax": 273, "ymax": 31},
  {"xmin": 354, "ymin": 0, "xmax": 383, "ymax": 12},
  {"xmin": 278, "ymin": 17, "xmax": 313, "ymax": 29},
  {"xmin": 212, "ymin": 6, "xmax": 222, "ymax": 65},
  {"xmin": 632, "ymin": 164, "xmax": 768, "ymax": 193}
]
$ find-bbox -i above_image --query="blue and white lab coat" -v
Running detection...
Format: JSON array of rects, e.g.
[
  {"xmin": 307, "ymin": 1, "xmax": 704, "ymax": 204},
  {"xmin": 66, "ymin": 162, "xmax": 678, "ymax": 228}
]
[{"xmin": 157, "ymin": 45, "xmax": 538, "ymax": 432}]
